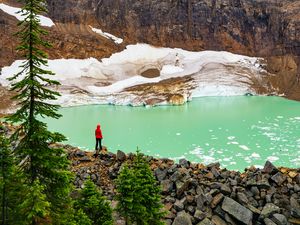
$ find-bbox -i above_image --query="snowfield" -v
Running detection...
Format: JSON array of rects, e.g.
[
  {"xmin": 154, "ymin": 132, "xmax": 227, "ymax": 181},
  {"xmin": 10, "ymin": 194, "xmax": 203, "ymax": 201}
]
[
  {"xmin": 0, "ymin": 44, "xmax": 267, "ymax": 106},
  {"xmin": 0, "ymin": 3, "xmax": 55, "ymax": 27}
]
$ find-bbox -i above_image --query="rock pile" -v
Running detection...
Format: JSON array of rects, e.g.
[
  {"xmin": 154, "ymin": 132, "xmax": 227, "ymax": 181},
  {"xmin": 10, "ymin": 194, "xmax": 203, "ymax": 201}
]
[{"xmin": 68, "ymin": 148, "xmax": 300, "ymax": 225}]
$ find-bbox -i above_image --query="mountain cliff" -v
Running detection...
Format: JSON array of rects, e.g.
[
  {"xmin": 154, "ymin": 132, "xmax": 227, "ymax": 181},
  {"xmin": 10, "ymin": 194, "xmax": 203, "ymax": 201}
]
[{"xmin": 0, "ymin": 0, "xmax": 299, "ymax": 100}]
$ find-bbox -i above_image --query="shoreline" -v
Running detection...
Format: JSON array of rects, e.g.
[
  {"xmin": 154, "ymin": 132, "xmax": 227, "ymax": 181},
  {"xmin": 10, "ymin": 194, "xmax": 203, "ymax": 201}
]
[
  {"xmin": 68, "ymin": 147, "xmax": 300, "ymax": 225},
  {"xmin": 1, "ymin": 123, "xmax": 300, "ymax": 224}
]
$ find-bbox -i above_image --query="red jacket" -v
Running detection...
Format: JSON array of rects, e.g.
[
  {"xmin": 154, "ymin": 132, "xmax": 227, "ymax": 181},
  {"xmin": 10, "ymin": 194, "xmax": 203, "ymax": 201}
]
[{"xmin": 95, "ymin": 124, "xmax": 103, "ymax": 139}]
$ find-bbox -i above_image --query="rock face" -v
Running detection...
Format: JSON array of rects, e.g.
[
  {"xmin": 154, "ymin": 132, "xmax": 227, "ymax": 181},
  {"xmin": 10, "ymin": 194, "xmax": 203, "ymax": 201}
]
[{"xmin": 1, "ymin": 0, "xmax": 300, "ymax": 100}]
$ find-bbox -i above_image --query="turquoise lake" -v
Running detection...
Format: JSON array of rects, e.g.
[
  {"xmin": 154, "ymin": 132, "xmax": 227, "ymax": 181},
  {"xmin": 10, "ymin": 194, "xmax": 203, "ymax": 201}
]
[{"xmin": 44, "ymin": 96, "xmax": 300, "ymax": 170}]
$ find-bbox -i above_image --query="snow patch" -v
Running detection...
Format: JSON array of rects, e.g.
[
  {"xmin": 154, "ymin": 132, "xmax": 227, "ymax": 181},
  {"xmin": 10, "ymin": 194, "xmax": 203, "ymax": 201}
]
[
  {"xmin": 0, "ymin": 3, "xmax": 55, "ymax": 27},
  {"xmin": 89, "ymin": 26, "xmax": 123, "ymax": 44}
]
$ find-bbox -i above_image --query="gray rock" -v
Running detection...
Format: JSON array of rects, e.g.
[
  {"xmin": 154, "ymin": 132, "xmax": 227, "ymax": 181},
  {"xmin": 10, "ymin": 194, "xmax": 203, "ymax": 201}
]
[
  {"xmin": 79, "ymin": 156, "xmax": 91, "ymax": 162},
  {"xmin": 212, "ymin": 215, "xmax": 227, "ymax": 225},
  {"xmin": 291, "ymin": 197, "xmax": 300, "ymax": 218},
  {"xmin": 263, "ymin": 161, "xmax": 278, "ymax": 174},
  {"xmin": 264, "ymin": 218, "xmax": 277, "ymax": 225},
  {"xmin": 176, "ymin": 178, "xmax": 191, "ymax": 196},
  {"xmin": 116, "ymin": 150, "xmax": 126, "ymax": 161},
  {"xmin": 294, "ymin": 184, "xmax": 300, "ymax": 192},
  {"xmin": 155, "ymin": 168, "xmax": 168, "ymax": 181},
  {"xmin": 221, "ymin": 197, "xmax": 253, "ymax": 225},
  {"xmin": 260, "ymin": 203, "xmax": 280, "ymax": 218},
  {"xmin": 194, "ymin": 209, "xmax": 206, "ymax": 221},
  {"xmin": 179, "ymin": 158, "xmax": 190, "ymax": 168},
  {"xmin": 272, "ymin": 213, "xmax": 287, "ymax": 225},
  {"xmin": 220, "ymin": 184, "xmax": 231, "ymax": 195},
  {"xmin": 174, "ymin": 199, "xmax": 185, "ymax": 211},
  {"xmin": 161, "ymin": 180, "xmax": 174, "ymax": 193},
  {"xmin": 196, "ymin": 218, "xmax": 214, "ymax": 225},
  {"xmin": 271, "ymin": 172, "xmax": 286, "ymax": 185},
  {"xmin": 172, "ymin": 211, "xmax": 192, "ymax": 225},
  {"xmin": 237, "ymin": 192, "xmax": 249, "ymax": 205},
  {"xmin": 170, "ymin": 171, "xmax": 182, "ymax": 182},
  {"xmin": 196, "ymin": 194, "xmax": 208, "ymax": 210},
  {"xmin": 75, "ymin": 150, "xmax": 85, "ymax": 157}
]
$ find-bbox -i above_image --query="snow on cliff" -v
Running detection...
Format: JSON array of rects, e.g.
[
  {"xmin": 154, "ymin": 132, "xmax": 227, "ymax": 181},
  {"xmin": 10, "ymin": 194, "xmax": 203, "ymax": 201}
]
[
  {"xmin": 0, "ymin": 44, "xmax": 265, "ymax": 106},
  {"xmin": 0, "ymin": 3, "xmax": 55, "ymax": 27},
  {"xmin": 89, "ymin": 26, "xmax": 123, "ymax": 44}
]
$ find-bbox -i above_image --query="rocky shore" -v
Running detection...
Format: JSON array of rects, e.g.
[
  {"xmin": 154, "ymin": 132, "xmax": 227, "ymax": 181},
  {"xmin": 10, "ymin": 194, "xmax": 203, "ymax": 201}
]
[
  {"xmin": 67, "ymin": 146, "xmax": 300, "ymax": 225},
  {"xmin": 1, "ymin": 122, "xmax": 300, "ymax": 224}
]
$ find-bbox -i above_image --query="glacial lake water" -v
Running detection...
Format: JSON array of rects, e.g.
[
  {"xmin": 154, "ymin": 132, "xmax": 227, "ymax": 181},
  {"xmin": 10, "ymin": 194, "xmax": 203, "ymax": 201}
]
[{"xmin": 44, "ymin": 96, "xmax": 300, "ymax": 170}]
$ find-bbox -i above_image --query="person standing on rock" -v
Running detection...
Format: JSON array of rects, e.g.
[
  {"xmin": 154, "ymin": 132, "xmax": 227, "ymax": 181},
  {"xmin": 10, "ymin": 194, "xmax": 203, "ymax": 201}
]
[{"xmin": 95, "ymin": 124, "xmax": 103, "ymax": 157}]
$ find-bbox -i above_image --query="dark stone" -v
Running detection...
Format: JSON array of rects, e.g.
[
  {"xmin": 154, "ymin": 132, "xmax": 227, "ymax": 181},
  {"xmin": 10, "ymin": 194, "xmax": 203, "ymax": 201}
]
[
  {"xmin": 272, "ymin": 213, "xmax": 287, "ymax": 225},
  {"xmin": 196, "ymin": 194, "xmax": 208, "ymax": 210},
  {"xmin": 176, "ymin": 179, "xmax": 191, "ymax": 196},
  {"xmin": 161, "ymin": 180, "xmax": 174, "ymax": 194},
  {"xmin": 196, "ymin": 218, "xmax": 214, "ymax": 225},
  {"xmin": 291, "ymin": 197, "xmax": 300, "ymax": 218},
  {"xmin": 170, "ymin": 171, "xmax": 182, "ymax": 182},
  {"xmin": 263, "ymin": 161, "xmax": 278, "ymax": 174},
  {"xmin": 237, "ymin": 192, "xmax": 249, "ymax": 205},
  {"xmin": 211, "ymin": 215, "xmax": 227, "ymax": 225},
  {"xmin": 194, "ymin": 209, "xmax": 206, "ymax": 221},
  {"xmin": 207, "ymin": 162, "xmax": 220, "ymax": 169},
  {"xmin": 179, "ymin": 158, "xmax": 190, "ymax": 168},
  {"xmin": 211, "ymin": 193, "xmax": 224, "ymax": 208},
  {"xmin": 155, "ymin": 168, "xmax": 168, "ymax": 181},
  {"xmin": 264, "ymin": 218, "xmax": 277, "ymax": 225},
  {"xmin": 220, "ymin": 184, "xmax": 231, "ymax": 195},
  {"xmin": 221, "ymin": 197, "xmax": 253, "ymax": 225},
  {"xmin": 172, "ymin": 211, "xmax": 192, "ymax": 225},
  {"xmin": 79, "ymin": 156, "xmax": 91, "ymax": 162},
  {"xmin": 116, "ymin": 150, "xmax": 126, "ymax": 161},
  {"xmin": 174, "ymin": 199, "xmax": 185, "ymax": 211},
  {"xmin": 260, "ymin": 203, "xmax": 280, "ymax": 218},
  {"xmin": 75, "ymin": 150, "xmax": 85, "ymax": 157},
  {"xmin": 271, "ymin": 172, "xmax": 286, "ymax": 186}
]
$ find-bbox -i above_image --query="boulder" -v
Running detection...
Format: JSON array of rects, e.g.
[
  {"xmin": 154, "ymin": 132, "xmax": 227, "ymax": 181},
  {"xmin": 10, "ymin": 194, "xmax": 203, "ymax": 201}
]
[
  {"xmin": 272, "ymin": 213, "xmax": 287, "ymax": 225},
  {"xmin": 264, "ymin": 218, "xmax": 277, "ymax": 225},
  {"xmin": 179, "ymin": 158, "xmax": 190, "ymax": 168},
  {"xmin": 291, "ymin": 197, "xmax": 300, "ymax": 218},
  {"xmin": 271, "ymin": 172, "xmax": 286, "ymax": 185},
  {"xmin": 263, "ymin": 161, "xmax": 278, "ymax": 174},
  {"xmin": 221, "ymin": 197, "xmax": 253, "ymax": 225},
  {"xmin": 172, "ymin": 211, "xmax": 192, "ymax": 225},
  {"xmin": 196, "ymin": 218, "xmax": 214, "ymax": 225},
  {"xmin": 155, "ymin": 168, "xmax": 168, "ymax": 181},
  {"xmin": 116, "ymin": 150, "xmax": 126, "ymax": 161},
  {"xmin": 161, "ymin": 180, "xmax": 174, "ymax": 194},
  {"xmin": 211, "ymin": 193, "xmax": 224, "ymax": 208},
  {"xmin": 212, "ymin": 215, "xmax": 227, "ymax": 225},
  {"xmin": 260, "ymin": 203, "xmax": 280, "ymax": 218},
  {"xmin": 194, "ymin": 209, "xmax": 206, "ymax": 221}
]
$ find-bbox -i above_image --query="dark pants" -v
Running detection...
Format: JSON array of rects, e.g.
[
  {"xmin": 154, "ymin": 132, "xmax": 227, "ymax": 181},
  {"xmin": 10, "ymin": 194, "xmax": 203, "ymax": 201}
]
[{"xmin": 95, "ymin": 138, "xmax": 102, "ymax": 151}]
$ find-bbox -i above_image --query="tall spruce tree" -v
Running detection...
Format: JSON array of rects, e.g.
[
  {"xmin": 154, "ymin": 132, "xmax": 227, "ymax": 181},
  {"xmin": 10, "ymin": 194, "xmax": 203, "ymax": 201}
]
[
  {"xmin": 7, "ymin": 0, "xmax": 73, "ymax": 223},
  {"xmin": 116, "ymin": 151, "xmax": 165, "ymax": 225},
  {"xmin": 0, "ymin": 131, "xmax": 14, "ymax": 225}
]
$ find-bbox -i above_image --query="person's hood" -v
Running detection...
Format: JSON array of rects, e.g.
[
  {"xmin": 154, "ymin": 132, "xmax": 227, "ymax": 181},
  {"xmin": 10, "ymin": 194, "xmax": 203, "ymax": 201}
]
[{"xmin": 97, "ymin": 124, "xmax": 101, "ymax": 129}]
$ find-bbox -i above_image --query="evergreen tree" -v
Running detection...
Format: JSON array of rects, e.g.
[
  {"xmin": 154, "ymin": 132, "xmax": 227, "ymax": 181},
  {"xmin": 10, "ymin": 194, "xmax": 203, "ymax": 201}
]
[
  {"xmin": 74, "ymin": 179, "xmax": 113, "ymax": 225},
  {"xmin": 18, "ymin": 179, "xmax": 51, "ymax": 225},
  {"xmin": 115, "ymin": 164, "xmax": 136, "ymax": 225},
  {"xmin": 0, "ymin": 132, "xmax": 14, "ymax": 225},
  {"xmin": 115, "ymin": 151, "xmax": 165, "ymax": 225},
  {"xmin": 7, "ymin": 0, "xmax": 73, "ymax": 223}
]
